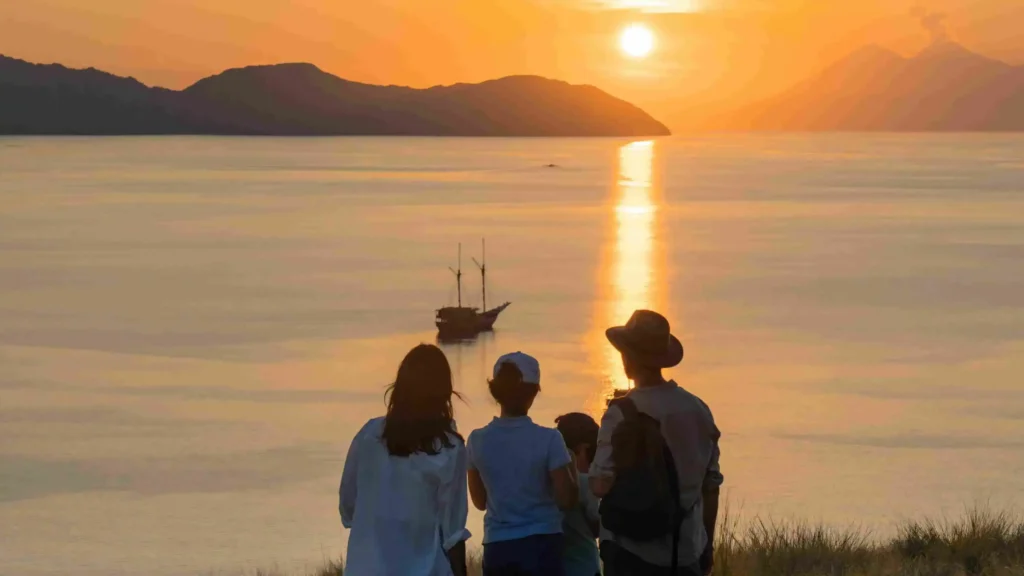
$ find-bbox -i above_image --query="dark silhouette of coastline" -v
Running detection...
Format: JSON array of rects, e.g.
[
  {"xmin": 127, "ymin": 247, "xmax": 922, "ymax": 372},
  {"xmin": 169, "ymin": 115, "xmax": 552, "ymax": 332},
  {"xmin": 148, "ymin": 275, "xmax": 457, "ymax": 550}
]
[
  {"xmin": 707, "ymin": 42, "xmax": 1024, "ymax": 131},
  {"xmin": 0, "ymin": 56, "xmax": 671, "ymax": 136}
]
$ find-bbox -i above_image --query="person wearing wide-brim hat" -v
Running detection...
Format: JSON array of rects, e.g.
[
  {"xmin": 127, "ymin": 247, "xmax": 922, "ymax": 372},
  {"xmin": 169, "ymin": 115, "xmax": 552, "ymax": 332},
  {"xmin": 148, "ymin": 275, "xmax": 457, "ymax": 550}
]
[
  {"xmin": 590, "ymin": 310, "xmax": 724, "ymax": 576},
  {"xmin": 605, "ymin": 309, "xmax": 685, "ymax": 371}
]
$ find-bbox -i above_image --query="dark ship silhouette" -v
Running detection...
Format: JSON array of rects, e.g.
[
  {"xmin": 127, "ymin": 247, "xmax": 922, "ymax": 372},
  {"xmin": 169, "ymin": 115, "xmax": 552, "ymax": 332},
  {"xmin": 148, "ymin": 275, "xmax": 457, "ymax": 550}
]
[{"xmin": 435, "ymin": 240, "xmax": 510, "ymax": 339}]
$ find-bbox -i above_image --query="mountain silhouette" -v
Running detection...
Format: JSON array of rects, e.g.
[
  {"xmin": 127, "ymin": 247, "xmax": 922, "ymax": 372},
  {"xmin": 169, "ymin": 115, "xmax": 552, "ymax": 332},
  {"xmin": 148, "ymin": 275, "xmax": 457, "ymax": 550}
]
[
  {"xmin": 724, "ymin": 42, "xmax": 1024, "ymax": 131},
  {"xmin": 0, "ymin": 56, "xmax": 181, "ymax": 134},
  {"xmin": 0, "ymin": 56, "xmax": 670, "ymax": 136}
]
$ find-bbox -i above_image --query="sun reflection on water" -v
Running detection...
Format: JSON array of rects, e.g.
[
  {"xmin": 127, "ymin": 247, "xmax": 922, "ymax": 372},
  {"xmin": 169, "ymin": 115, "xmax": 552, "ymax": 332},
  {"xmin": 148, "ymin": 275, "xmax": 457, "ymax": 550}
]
[{"xmin": 592, "ymin": 140, "xmax": 664, "ymax": 403}]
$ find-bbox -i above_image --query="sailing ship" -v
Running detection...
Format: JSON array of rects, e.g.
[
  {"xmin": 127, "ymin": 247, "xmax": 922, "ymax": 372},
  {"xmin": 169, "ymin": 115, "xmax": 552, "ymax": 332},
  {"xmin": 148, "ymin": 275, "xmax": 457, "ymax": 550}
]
[{"xmin": 436, "ymin": 240, "xmax": 510, "ymax": 338}]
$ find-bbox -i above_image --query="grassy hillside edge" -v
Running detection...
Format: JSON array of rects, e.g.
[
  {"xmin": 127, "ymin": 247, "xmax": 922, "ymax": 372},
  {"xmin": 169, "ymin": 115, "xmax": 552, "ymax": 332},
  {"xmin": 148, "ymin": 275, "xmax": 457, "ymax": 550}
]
[{"xmin": 258, "ymin": 506, "xmax": 1024, "ymax": 576}]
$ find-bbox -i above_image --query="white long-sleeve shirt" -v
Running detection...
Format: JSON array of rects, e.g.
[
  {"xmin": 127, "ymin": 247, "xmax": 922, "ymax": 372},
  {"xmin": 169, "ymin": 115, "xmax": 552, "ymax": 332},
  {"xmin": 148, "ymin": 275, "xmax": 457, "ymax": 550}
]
[{"xmin": 340, "ymin": 417, "xmax": 471, "ymax": 576}]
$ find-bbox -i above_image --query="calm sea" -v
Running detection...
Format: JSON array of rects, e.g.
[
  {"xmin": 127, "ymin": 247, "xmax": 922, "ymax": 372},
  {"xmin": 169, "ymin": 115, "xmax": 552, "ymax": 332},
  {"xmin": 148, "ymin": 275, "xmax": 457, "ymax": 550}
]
[{"xmin": 1, "ymin": 135, "xmax": 1023, "ymax": 576}]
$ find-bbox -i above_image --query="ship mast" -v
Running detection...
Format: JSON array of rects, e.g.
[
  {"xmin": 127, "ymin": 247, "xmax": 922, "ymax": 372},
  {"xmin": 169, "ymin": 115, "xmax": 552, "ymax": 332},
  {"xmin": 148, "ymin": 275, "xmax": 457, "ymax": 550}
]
[
  {"xmin": 449, "ymin": 243, "xmax": 462, "ymax": 307},
  {"xmin": 472, "ymin": 238, "xmax": 486, "ymax": 312}
]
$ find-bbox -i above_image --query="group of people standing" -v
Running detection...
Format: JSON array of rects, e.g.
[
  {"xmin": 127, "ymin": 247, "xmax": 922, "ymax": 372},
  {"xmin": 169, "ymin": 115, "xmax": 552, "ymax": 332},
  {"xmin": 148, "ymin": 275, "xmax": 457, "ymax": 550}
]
[{"xmin": 340, "ymin": 310, "xmax": 723, "ymax": 576}]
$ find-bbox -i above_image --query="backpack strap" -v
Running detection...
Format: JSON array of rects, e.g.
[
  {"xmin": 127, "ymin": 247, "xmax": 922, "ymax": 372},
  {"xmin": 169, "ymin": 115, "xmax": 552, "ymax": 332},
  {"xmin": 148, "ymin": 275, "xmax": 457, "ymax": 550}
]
[
  {"xmin": 662, "ymin": 440, "xmax": 682, "ymax": 574},
  {"xmin": 609, "ymin": 396, "xmax": 640, "ymax": 422},
  {"xmin": 670, "ymin": 461, "xmax": 681, "ymax": 574}
]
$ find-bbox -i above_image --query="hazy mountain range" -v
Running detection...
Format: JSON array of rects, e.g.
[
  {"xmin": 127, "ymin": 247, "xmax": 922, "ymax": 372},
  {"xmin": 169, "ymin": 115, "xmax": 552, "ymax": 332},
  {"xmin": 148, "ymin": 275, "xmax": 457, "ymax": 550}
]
[
  {"xmin": 0, "ymin": 56, "xmax": 670, "ymax": 136},
  {"xmin": 710, "ymin": 41, "xmax": 1024, "ymax": 131},
  {"xmin": 3, "ymin": 42, "xmax": 1023, "ymax": 135}
]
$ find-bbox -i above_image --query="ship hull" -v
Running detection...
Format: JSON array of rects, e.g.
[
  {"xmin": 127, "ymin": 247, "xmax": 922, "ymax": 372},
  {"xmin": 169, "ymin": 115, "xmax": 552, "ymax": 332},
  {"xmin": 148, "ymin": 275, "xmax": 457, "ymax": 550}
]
[{"xmin": 435, "ymin": 302, "xmax": 510, "ymax": 338}]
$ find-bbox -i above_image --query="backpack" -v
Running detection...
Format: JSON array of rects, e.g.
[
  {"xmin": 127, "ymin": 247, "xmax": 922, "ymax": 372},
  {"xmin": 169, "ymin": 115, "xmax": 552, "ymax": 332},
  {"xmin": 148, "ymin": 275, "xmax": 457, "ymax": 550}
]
[{"xmin": 598, "ymin": 397, "xmax": 690, "ymax": 570}]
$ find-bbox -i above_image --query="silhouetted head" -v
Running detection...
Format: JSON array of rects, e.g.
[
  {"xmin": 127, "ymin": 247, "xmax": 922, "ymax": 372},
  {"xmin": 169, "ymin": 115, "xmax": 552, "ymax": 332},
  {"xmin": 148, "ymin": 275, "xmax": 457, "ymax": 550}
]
[
  {"xmin": 606, "ymin": 309, "xmax": 683, "ymax": 383},
  {"xmin": 382, "ymin": 344, "xmax": 462, "ymax": 456},
  {"xmin": 620, "ymin": 350, "xmax": 662, "ymax": 383},
  {"xmin": 488, "ymin": 352, "xmax": 541, "ymax": 417},
  {"xmin": 555, "ymin": 412, "xmax": 599, "ymax": 467}
]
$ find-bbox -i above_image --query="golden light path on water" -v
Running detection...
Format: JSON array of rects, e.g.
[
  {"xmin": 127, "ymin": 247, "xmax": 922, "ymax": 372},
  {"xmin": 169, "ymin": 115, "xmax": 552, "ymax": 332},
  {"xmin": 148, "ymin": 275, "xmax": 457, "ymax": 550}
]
[{"xmin": 596, "ymin": 140, "xmax": 662, "ymax": 399}]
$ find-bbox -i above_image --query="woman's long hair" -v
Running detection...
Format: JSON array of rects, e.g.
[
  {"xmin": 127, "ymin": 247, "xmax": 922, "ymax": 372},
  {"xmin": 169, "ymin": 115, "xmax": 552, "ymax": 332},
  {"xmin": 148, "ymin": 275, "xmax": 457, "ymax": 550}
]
[{"xmin": 381, "ymin": 344, "xmax": 463, "ymax": 456}]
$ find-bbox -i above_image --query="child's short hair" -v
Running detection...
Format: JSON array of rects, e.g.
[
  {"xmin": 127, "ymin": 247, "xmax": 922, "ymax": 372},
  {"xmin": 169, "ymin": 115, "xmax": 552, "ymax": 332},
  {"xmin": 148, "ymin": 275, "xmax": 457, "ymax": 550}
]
[
  {"xmin": 555, "ymin": 412, "xmax": 599, "ymax": 462},
  {"xmin": 488, "ymin": 362, "xmax": 540, "ymax": 415}
]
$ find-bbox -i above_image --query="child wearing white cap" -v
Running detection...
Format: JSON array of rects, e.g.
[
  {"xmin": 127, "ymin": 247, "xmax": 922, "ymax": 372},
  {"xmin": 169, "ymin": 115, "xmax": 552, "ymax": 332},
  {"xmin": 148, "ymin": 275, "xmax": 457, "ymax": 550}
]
[{"xmin": 466, "ymin": 352, "xmax": 580, "ymax": 576}]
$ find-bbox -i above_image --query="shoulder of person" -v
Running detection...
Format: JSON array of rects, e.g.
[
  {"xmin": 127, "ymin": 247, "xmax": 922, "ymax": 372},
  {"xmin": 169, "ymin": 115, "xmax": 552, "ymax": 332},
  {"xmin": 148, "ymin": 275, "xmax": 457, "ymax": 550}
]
[
  {"xmin": 444, "ymin": 426, "xmax": 466, "ymax": 449},
  {"xmin": 534, "ymin": 420, "xmax": 559, "ymax": 433},
  {"xmin": 593, "ymin": 402, "xmax": 626, "ymax": 439},
  {"xmin": 688, "ymin": 391, "xmax": 716, "ymax": 420},
  {"xmin": 440, "ymin": 432, "xmax": 468, "ymax": 464},
  {"xmin": 447, "ymin": 418, "xmax": 465, "ymax": 438},
  {"xmin": 361, "ymin": 416, "xmax": 386, "ymax": 435},
  {"xmin": 601, "ymin": 400, "xmax": 628, "ymax": 422},
  {"xmin": 541, "ymin": 424, "xmax": 566, "ymax": 442},
  {"xmin": 466, "ymin": 425, "xmax": 489, "ymax": 447},
  {"xmin": 351, "ymin": 417, "xmax": 386, "ymax": 448},
  {"xmin": 670, "ymin": 385, "xmax": 721, "ymax": 439},
  {"xmin": 671, "ymin": 382, "xmax": 714, "ymax": 411},
  {"xmin": 517, "ymin": 421, "xmax": 559, "ymax": 445}
]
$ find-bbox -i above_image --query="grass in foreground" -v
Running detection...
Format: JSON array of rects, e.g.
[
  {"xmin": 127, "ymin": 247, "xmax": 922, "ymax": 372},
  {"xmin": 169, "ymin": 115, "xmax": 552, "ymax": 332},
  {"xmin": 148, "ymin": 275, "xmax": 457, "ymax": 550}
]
[
  {"xmin": 714, "ymin": 506, "xmax": 1024, "ymax": 576},
  {"xmin": 294, "ymin": 507, "xmax": 1024, "ymax": 576}
]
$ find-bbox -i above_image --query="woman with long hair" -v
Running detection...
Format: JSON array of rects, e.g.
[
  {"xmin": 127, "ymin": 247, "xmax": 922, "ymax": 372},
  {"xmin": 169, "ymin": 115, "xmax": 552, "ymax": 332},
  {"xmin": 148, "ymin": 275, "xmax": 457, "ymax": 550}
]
[{"xmin": 340, "ymin": 344, "xmax": 470, "ymax": 576}]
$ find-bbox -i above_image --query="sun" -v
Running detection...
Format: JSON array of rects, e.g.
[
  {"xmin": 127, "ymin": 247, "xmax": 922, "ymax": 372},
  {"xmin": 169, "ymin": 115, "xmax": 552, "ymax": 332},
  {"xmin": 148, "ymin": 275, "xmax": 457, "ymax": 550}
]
[{"xmin": 620, "ymin": 24, "xmax": 655, "ymax": 58}]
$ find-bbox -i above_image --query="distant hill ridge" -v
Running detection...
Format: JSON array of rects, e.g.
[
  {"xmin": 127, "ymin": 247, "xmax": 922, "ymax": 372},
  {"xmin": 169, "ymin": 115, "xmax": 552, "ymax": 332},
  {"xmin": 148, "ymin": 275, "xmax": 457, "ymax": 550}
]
[
  {"xmin": 720, "ymin": 41, "xmax": 1024, "ymax": 131},
  {"xmin": 0, "ymin": 56, "xmax": 670, "ymax": 136}
]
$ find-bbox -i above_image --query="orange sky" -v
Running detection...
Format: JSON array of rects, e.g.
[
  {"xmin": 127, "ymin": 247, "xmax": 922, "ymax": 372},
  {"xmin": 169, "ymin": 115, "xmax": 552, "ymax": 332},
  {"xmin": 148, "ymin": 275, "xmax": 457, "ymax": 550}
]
[{"xmin": 3, "ymin": 0, "xmax": 1024, "ymax": 123}]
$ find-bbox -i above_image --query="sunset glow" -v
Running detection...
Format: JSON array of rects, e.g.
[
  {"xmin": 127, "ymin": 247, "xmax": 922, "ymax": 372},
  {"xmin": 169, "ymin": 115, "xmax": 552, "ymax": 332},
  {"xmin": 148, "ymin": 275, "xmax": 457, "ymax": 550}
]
[
  {"xmin": 621, "ymin": 24, "xmax": 655, "ymax": 58},
  {"xmin": 607, "ymin": 0, "xmax": 702, "ymax": 13},
  {"xmin": 4, "ymin": 0, "xmax": 1024, "ymax": 132}
]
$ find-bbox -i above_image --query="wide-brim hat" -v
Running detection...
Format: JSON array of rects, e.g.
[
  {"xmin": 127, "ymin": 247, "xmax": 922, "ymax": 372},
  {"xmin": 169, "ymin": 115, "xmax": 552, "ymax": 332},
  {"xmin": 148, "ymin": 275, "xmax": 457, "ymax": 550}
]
[{"xmin": 606, "ymin": 309, "xmax": 684, "ymax": 369}]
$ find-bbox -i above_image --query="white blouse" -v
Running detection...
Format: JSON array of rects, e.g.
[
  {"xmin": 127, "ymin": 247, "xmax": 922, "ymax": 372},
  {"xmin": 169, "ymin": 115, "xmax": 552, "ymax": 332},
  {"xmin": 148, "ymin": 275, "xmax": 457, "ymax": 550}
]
[{"xmin": 340, "ymin": 417, "xmax": 471, "ymax": 576}]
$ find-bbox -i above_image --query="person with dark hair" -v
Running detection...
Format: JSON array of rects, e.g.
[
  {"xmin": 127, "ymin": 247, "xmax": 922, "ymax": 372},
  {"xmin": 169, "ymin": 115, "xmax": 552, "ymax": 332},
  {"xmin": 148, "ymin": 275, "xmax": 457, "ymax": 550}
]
[
  {"xmin": 590, "ymin": 310, "xmax": 723, "ymax": 576},
  {"xmin": 466, "ymin": 352, "xmax": 579, "ymax": 576},
  {"xmin": 555, "ymin": 413, "xmax": 602, "ymax": 576},
  {"xmin": 340, "ymin": 344, "xmax": 471, "ymax": 576}
]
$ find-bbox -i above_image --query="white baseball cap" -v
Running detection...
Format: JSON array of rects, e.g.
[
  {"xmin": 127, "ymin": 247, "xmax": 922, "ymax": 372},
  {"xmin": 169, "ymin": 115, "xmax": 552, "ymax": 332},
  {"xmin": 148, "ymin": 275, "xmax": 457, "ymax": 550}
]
[{"xmin": 493, "ymin": 352, "xmax": 541, "ymax": 385}]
